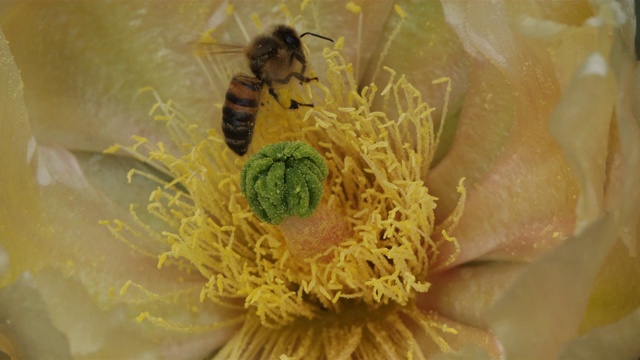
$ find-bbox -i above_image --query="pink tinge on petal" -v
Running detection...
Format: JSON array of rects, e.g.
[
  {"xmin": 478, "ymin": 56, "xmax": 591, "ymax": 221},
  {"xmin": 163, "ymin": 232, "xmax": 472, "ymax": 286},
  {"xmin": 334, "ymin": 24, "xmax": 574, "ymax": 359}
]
[
  {"xmin": 403, "ymin": 307, "xmax": 503, "ymax": 358},
  {"xmin": 418, "ymin": 261, "xmax": 527, "ymax": 330},
  {"xmin": 429, "ymin": 1, "xmax": 600, "ymax": 269},
  {"xmin": 429, "ymin": 2, "xmax": 639, "ymax": 356},
  {"xmin": 486, "ymin": 215, "xmax": 617, "ymax": 359}
]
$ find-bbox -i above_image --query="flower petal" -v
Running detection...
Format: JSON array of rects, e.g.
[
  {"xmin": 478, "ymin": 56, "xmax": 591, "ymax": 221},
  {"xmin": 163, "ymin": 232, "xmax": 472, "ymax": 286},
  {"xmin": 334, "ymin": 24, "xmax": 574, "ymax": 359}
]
[
  {"xmin": 1, "ymin": 1, "xmax": 224, "ymax": 153},
  {"xmin": 418, "ymin": 261, "xmax": 526, "ymax": 329},
  {"xmin": 429, "ymin": 1, "xmax": 623, "ymax": 268},
  {"xmin": 406, "ymin": 309, "xmax": 502, "ymax": 358},
  {"xmin": 31, "ymin": 146, "xmax": 243, "ymax": 358},
  {"xmin": 0, "ymin": 274, "xmax": 72, "ymax": 359},
  {"xmin": 0, "ymin": 25, "xmax": 41, "ymax": 285},
  {"xmin": 486, "ymin": 215, "xmax": 616, "ymax": 358},
  {"xmin": 0, "ymin": 27, "xmax": 242, "ymax": 358},
  {"xmin": 558, "ymin": 304, "xmax": 640, "ymax": 358},
  {"xmin": 481, "ymin": 1, "xmax": 640, "ymax": 355},
  {"xmin": 0, "ymin": 1, "xmax": 394, "ymax": 156},
  {"xmin": 360, "ymin": 0, "xmax": 470, "ymax": 163}
]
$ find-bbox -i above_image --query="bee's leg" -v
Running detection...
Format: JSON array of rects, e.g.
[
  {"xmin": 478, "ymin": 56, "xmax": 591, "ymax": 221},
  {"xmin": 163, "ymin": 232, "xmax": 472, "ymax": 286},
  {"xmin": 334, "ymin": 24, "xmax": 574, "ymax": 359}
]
[
  {"xmin": 289, "ymin": 99, "xmax": 314, "ymax": 109},
  {"xmin": 268, "ymin": 87, "xmax": 313, "ymax": 109},
  {"xmin": 274, "ymin": 72, "xmax": 318, "ymax": 85},
  {"xmin": 289, "ymin": 52, "xmax": 302, "ymax": 66},
  {"xmin": 274, "ymin": 62, "xmax": 319, "ymax": 85}
]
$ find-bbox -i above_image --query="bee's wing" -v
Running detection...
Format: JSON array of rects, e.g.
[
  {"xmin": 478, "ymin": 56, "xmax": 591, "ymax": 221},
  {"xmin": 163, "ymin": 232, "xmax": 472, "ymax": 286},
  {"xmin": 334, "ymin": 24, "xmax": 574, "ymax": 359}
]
[{"xmin": 193, "ymin": 43, "xmax": 246, "ymax": 56}]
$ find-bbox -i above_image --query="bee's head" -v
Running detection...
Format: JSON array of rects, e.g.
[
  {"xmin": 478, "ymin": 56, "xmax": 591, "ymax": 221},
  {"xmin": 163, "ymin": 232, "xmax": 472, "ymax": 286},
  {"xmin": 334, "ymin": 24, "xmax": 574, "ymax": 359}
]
[{"xmin": 272, "ymin": 25, "xmax": 303, "ymax": 52}]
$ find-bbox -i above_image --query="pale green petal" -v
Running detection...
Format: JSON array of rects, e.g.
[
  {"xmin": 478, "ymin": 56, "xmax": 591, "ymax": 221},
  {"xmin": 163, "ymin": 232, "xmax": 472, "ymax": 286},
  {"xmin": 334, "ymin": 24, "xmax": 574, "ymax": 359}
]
[
  {"xmin": 0, "ymin": 274, "xmax": 72, "ymax": 359},
  {"xmin": 31, "ymin": 145, "xmax": 243, "ymax": 358},
  {"xmin": 31, "ymin": 269, "xmax": 239, "ymax": 359}
]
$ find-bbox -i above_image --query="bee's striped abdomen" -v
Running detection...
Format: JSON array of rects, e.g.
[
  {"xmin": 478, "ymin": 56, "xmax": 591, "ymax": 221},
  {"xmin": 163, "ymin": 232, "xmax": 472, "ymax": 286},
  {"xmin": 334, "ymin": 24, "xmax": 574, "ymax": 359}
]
[{"xmin": 222, "ymin": 75, "xmax": 263, "ymax": 155}]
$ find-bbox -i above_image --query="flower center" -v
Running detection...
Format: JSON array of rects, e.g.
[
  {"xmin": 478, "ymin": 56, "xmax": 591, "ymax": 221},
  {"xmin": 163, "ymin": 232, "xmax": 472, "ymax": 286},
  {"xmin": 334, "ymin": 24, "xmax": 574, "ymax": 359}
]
[{"xmin": 102, "ymin": 4, "xmax": 466, "ymax": 357}]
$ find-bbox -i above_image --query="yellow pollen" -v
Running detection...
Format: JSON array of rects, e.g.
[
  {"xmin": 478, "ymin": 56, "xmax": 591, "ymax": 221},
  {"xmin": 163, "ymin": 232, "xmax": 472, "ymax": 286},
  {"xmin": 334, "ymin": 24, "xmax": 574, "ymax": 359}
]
[
  {"xmin": 251, "ymin": 13, "xmax": 262, "ymax": 30},
  {"xmin": 394, "ymin": 4, "xmax": 406, "ymax": 19},
  {"xmin": 345, "ymin": 2, "xmax": 362, "ymax": 15}
]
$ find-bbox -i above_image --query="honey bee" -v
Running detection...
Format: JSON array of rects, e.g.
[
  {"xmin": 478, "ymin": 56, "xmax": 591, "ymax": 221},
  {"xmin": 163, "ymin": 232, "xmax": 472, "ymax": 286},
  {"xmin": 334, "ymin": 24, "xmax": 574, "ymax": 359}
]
[{"xmin": 211, "ymin": 25, "xmax": 333, "ymax": 155}]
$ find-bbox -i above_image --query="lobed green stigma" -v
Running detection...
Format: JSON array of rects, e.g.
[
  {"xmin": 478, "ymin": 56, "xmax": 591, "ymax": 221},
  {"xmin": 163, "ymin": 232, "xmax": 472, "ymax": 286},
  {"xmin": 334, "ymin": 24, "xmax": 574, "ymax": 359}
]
[{"xmin": 240, "ymin": 141, "xmax": 328, "ymax": 225}]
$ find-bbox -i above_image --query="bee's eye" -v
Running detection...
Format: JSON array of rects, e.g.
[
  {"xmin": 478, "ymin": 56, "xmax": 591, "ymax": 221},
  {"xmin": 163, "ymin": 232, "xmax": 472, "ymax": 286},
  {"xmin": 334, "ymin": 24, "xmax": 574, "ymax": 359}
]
[{"xmin": 284, "ymin": 35, "xmax": 300, "ymax": 48}]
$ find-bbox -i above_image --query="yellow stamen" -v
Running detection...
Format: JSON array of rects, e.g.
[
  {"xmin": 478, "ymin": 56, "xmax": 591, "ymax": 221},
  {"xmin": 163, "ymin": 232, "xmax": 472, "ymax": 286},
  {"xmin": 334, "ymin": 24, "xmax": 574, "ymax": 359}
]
[{"xmin": 103, "ymin": 7, "xmax": 465, "ymax": 357}]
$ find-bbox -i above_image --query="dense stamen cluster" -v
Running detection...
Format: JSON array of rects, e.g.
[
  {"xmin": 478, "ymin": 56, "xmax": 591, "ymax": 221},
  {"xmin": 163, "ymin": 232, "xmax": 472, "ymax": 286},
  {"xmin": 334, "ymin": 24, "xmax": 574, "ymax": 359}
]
[{"xmin": 102, "ymin": 5, "xmax": 465, "ymax": 358}]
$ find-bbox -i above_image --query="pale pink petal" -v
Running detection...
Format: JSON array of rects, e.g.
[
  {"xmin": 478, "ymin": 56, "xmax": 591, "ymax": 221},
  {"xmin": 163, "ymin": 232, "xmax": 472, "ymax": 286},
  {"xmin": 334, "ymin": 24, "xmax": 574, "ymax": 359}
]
[
  {"xmin": 487, "ymin": 215, "xmax": 617, "ymax": 358},
  {"xmin": 486, "ymin": 4, "xmax": 640, "ymax": 344},
  {"xmin": 418, "ymin": 262, "xmax": 526, "ymax": 329},
  {"xmin": 430, "ymin": 1, "xmax": 615, "ymax": 269},
  {"xmin": 407, "ymin": 310, "xmax": 502, "ymax": 358}
]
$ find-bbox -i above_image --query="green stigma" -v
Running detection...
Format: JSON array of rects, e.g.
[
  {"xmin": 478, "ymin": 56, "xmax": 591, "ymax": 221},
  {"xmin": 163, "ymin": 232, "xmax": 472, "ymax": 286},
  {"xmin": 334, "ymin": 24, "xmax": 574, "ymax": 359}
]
[{"xmin": 240, "ymin": 141, "xmax": 328, "ymax": 225}]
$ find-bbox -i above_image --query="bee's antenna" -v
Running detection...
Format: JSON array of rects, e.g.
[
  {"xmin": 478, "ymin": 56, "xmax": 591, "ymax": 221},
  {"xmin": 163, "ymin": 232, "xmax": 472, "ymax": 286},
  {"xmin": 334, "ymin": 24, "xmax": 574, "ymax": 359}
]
[{"xmin": 300, "ymin": 32, "xmax": 334, "ymax": 43}]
